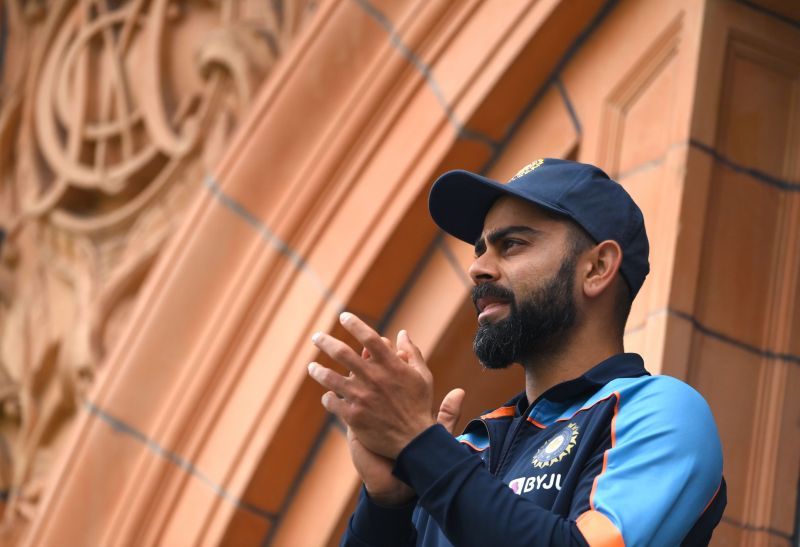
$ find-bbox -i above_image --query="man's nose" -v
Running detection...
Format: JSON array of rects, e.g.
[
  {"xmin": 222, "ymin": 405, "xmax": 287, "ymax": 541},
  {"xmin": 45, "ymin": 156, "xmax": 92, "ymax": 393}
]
[{"xmin": 468, "ymin": 252, "xmax": 499, "ymax": 284}]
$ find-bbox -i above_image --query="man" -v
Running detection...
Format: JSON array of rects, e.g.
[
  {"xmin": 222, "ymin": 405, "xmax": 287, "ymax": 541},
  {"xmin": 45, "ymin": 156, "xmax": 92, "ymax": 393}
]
[{"xmin": 308, "ymin": 159, "xmax": 726, "ymax": 546}]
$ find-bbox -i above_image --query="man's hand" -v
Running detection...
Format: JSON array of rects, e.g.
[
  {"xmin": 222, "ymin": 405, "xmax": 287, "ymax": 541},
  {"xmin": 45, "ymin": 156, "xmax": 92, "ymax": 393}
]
[
  {"xmin": 307, "ymin": 312, "xmax": 461, "ymax": 460},
  {"xmin": 346, "ymin": 426, "xmax": 413, "ymax": 506},
  {"xmin": 344, "ymin": 335, "xmax": 414, "ymax": 506},
  {"xmin": 325, "ymin": 331, "xmax": 465, "ymax": 507},
  {"xmin": 345, "ymin": 389, "xmax": 466, "ymax": 506}
]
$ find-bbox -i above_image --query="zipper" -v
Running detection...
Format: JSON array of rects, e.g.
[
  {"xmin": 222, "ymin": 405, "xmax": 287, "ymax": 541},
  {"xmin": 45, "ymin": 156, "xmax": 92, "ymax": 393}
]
[{"xmin": 490, "ymin": 414, "xmax": 525, "ymax": 476}]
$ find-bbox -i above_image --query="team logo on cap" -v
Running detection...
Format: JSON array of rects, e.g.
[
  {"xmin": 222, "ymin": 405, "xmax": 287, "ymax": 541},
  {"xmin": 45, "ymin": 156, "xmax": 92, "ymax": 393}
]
[
  {"xmin": 510, "ymin": 158, "xmax": 544, "ymax": 181},
  {"xmin": 531, "ymin": 422, "xmax": 579, "ymax": 468}
]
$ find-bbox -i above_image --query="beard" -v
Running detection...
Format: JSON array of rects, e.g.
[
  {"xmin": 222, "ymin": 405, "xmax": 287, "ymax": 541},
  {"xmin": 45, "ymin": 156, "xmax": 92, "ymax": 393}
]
[{"xmin": 472, "ymin": 255, "xmax": 578, "ymax": 370}]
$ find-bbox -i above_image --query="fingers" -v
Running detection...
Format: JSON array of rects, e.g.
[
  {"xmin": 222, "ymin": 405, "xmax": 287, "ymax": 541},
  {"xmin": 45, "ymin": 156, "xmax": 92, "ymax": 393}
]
[
  {"xmin": 321, "ymin": 390, "xmax": 349, "ymax": 418},
  {"xmin": 363, "ymin": 337, "xmax": 395, "ymax": 360},
  {"xmin": 338, "ymin": 312, "xmax": 395, "ymax": 362},
  {"xmin": 312, "ymin": 331, "xmax": 367, "ymax": 375},
  {"xmin": 437, "ymin": 388, "xmax": 466, "ymax": 435},
  {"xmin": 314, "ymin": 314, "xmax": 417, "ymax": 380},
  {"xmin": 308, "ymin": 362, "xmax": 351, "ymax": 398}
]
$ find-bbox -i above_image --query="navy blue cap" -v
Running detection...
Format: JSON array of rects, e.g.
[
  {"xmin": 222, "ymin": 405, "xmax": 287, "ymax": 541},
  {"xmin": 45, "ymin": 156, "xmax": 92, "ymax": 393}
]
[{"xmin": 428, "ymin": 158, "xmax": 650, "ymax": 299}]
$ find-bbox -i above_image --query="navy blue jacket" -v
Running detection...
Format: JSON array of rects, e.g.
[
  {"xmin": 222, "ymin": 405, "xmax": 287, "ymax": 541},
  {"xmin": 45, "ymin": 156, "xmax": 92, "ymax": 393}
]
[{"xmin": 341, "ymin": 353, "xmax": 726, "ymax": 546}]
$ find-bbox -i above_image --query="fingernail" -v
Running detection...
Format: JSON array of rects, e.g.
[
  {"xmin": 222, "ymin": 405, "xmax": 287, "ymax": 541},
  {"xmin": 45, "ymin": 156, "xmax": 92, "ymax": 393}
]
[
  {"xmin": 312, "ymin": 332, "xmax": 321, "ymax": 343},
  {"xmin": 400, "ymin": 329, "xmax": 408, "ymax": 339},
  {"xmin": 340, "ymin": 312, "xmax": 353, "ymax": 324},
  {"xmin": 307, "ymin": 362, "xmax": 316, "ymax": 374}
]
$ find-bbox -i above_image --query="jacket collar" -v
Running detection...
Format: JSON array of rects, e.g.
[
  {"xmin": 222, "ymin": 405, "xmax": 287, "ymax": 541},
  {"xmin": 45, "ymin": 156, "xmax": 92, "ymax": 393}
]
[{"xmin": 512, "ymin": 352, "xmax": 649, "ymax": 415}]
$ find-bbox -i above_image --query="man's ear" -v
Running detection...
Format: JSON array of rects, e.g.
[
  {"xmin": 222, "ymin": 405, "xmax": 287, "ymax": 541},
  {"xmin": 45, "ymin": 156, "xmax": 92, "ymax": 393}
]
[{"xmin": 583, "ymin": 240, "xmax": 623, "ymax": 299}]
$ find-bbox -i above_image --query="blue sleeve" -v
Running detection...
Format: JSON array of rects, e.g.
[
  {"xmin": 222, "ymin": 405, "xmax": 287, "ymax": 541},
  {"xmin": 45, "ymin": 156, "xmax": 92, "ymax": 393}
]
[
  {"xmin": 582, "ymin": 377, "xmax": 724, "ymax": 546},
  {"xmin": 340, "ymin": 487, "xmax": 417, "ymax": 547},
  {"xmin": 394, "ymin": 425, "xmax": 590, "ymax": 546}
]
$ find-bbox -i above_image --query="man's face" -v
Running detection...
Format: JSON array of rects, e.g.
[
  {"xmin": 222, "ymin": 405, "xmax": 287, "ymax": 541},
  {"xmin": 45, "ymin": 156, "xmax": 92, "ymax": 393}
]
[{"xmin": 469, "ymin": 197, "xmax": 582, "ymax": 369}]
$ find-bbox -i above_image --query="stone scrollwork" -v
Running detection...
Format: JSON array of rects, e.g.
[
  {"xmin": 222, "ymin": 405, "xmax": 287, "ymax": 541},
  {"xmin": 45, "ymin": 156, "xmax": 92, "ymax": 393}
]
[{"xmin": 0, "ymin": 0, "xmax": 314, "ymax": 538}]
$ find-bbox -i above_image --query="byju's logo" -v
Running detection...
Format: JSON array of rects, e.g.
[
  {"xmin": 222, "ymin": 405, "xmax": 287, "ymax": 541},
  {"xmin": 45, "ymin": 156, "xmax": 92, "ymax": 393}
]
[{"xmin": 508, "ymin": 474, "xmax": 563, "ymax": 495}]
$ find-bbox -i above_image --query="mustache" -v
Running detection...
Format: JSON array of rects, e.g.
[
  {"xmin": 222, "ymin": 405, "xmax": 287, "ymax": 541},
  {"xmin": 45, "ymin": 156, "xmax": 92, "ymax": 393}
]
[{"xmin": 471, "ymin": 282, "xmax": 516, "ymax": 311}]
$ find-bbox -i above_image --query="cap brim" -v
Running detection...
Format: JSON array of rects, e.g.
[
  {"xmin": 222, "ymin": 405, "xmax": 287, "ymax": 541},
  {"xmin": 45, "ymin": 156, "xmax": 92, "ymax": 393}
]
[{"xmin": 428, "ymin": 169, "xmax": 567, "ymax": 244}]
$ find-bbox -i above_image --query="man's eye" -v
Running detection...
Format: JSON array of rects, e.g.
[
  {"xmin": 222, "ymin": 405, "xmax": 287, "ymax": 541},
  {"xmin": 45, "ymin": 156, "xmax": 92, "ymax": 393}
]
[{"xmin": 502, "ymin": 239, "xmax": 523, "ymax": 251}]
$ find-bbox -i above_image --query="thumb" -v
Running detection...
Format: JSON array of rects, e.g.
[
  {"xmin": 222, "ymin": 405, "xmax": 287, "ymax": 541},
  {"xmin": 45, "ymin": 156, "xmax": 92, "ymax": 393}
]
[{"xmin": 437, "ymin": 388, "xmax": 465, "ymax": 435}]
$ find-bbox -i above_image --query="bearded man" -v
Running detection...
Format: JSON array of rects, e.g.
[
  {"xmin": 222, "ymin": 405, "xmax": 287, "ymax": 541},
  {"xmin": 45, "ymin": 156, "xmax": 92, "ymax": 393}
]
[{"xmin": 308, "ymin": 159, "xmax": 726, "ymax": 546}]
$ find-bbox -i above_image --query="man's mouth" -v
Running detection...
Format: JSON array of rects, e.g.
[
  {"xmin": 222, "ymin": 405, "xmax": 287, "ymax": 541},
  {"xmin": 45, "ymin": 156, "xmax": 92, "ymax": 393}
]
[
  {"xmin": 472, "ymin": 283, "xmax": 515, "ymax": 323},
  {"xmin": 475, "ymin": 296, "xmax": 508, "ymax": 313},
  {"xmin": 475, "ymin": 297, "xmax": 511, "ymax": 323}
]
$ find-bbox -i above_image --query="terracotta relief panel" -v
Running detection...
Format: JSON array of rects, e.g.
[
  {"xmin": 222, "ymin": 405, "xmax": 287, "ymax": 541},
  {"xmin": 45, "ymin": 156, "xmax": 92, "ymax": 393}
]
[
  {"xmin": 594, "ymin": 13, "xmax": 685, "ymax": 366},
  {"xmin": 693, "ymin": 38, "xmax": 797, "ymax": 344},
  {"xmin": 0, "ymin": 0, "xmax": 315, "ymax": 538},
  {"xmin": 688, "ymin": 32, "xmax": 800, "ymax": 543},
  {"xmin": 599, "ymin": 14, "xmax": 682, "ymax": 178},
  {"xmin": 693, "ymin": 172, "xmax": 781, "ymax": 343}
]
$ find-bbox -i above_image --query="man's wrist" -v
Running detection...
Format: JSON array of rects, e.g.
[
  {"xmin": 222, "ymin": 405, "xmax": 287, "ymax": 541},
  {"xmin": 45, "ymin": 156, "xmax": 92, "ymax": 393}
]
[
  {"xmin": 389, "ymin": 417, "xmax": 437, "ymax": 459},
  {"xmin": 393, "ymin": 424, "xmax": 477, "ymax": 498}
]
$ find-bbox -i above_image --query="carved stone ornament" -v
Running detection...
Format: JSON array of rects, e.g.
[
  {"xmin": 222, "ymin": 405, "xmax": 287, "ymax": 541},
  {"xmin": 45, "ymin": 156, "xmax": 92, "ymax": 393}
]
[{"xmin": 0, "ymin": 0, "xmax": 314, "ymax": 538}]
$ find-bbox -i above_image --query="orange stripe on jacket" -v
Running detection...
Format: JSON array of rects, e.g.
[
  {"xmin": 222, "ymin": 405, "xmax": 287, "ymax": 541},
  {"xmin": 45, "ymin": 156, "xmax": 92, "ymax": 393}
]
[
  {"xmin": 458, "ymin": 439, "xmax": 488, "ymax": 452},
  {"xmin": 577, "ymin": 510, "xmax": 625, "ymax": 547},
  {"xmin": 701, "ymin": 479, "xmax": 723, "ymax": 513},
  {"xmin": 480, "ymin": 406, "xmax": 515, "ymax": 419},
  {"xmin": 526, "ymin": 417, "xmax": 546, "ymax": 428}
]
